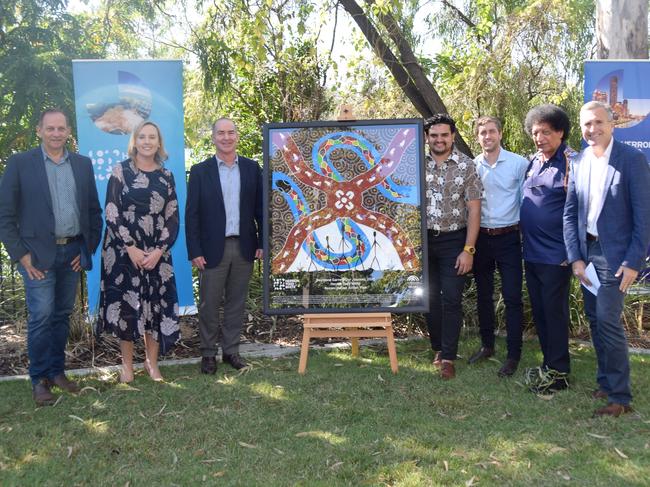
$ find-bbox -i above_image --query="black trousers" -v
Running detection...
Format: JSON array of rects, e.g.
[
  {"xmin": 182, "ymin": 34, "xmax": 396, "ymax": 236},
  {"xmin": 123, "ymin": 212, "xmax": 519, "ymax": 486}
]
[
  {"xmin": 474, "ymin": 231, "xmax": 524, "ymax": 360},
  {"xmin": 426, "ymin": 228, "xmax": 467, "ymax": 361},
  {"xmin": 524, "ymin": 261, "xmax": 572, "ymax": 373}
]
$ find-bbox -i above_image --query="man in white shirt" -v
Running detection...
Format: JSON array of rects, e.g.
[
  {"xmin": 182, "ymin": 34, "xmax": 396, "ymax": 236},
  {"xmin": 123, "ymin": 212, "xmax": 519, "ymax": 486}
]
[{"xmin": 564, "ymin": 101, "xmax": 650, "ymax": 417}]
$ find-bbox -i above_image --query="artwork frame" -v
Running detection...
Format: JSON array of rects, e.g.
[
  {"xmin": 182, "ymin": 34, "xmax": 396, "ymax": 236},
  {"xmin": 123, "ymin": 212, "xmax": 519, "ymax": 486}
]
[{"xmin": 263, "ymin": 118, "xmax": 428, "ymax": 315}]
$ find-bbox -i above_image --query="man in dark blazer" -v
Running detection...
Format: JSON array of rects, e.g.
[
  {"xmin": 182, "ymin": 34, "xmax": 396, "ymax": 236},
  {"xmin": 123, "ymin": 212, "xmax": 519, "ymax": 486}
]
[
  {"xmin": 564, "ymin": 101, "xmax": 650, "ymax": 417},
  {"xmin": 0, "ymin": 108, "xmax": 102, "ymax": 406},
  {"xmin": 185, "ymin": 118, "xmax": 263, "ymax": 374}
]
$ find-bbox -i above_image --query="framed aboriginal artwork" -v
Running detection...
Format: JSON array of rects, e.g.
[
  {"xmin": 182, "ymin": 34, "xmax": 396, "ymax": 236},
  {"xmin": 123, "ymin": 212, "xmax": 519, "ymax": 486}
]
[{"xmin": 263, "ymin": 119, "xmax": 428, "ymax": 314}]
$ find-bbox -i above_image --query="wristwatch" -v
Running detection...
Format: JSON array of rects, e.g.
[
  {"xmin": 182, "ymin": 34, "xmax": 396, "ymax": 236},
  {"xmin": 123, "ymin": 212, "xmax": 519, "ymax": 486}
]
[
  {"xmin": 463, "ymin": 245, "xmax": 476, "ymax": 255},
  {"xmin": 124, "ymin": 240, "xmax": 135, "ymax": 248}
]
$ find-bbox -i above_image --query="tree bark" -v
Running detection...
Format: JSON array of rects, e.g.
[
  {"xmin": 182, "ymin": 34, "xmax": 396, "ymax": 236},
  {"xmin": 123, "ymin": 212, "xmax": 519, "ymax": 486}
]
[
  {"xmin": 596, "ymin": 0, "xmax": 649, "ymax": 59},
  {"xmin": 339, "ymin": 0, "xmax": 473, "ymax": 156}
]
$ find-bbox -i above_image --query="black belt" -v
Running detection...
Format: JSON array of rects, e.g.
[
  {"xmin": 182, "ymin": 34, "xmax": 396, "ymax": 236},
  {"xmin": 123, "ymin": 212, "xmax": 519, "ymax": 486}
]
[
  {"xmin": 55, "ymin": 235, "xmax": 81, "ymax": 245},
  {"xmin": 428, "ymin": 228, "xmax": 466, "ymax": 238},
  {"xmin": 225, "ymin": 235, "xmax": 240, "ymax": 240},
  {"xmin": 587, "ymin": 233, "xmax": 599, "ymax": 242},
  {"xmin": 479, "ymin": 224, "xmax": 519, "ymax": 236}
]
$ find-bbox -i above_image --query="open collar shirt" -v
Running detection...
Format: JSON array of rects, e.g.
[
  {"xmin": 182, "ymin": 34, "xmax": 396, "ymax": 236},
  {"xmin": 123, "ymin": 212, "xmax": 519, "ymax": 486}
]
[
  {"xmin": 425, "ymin": 147, "xmax": 483, "ymax": 233},
  {"xmin": 474, "ymin": 147, "xmax": 528, "ymax": 228},
  {"xmin": 216, "ymin": 154, "xmax": 241, "ymax": 237},
  {"xmin": 41, "ymin": 145, "xmax": 80, "ymax": 238},
  {"xmin": 585, "ymin": 137, "xmax": 614, "ymax": 236}
]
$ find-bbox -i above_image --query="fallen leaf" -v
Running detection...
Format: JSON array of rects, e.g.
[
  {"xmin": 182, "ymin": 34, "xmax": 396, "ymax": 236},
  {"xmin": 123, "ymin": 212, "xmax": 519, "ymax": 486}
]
[
  {"xmin": 466, "ymin": 476, "xmax": 476, "ymax": 486},
  {"xmin": 587, "ymin": 432, "xmax": 610, "ymax": 439},
  {"xmin": 500, "ymin": 411, "xmax": 512, "ymax": 420},
  {"xmin": 334, "ymin": 363, "xmax": 344, "ymax": 367},
  {"xmin": 378, "ymin": 375, "xmax": 385, "ymax": 382},
  {"xmin": 274, "ymin": 448, "xmax": 284, "ymax": 455},
  {"xmin": 535, "ymin": 394, "xmax": 555, "ymax": 401},
  {"xmin": 79, "ymin": 386, "xmax": 99, "ymax": 393},
  {"xmin": 238, "ymin": 442, "xmax": 257, "ymax": 449},
  {"xmin": 556, "ymin": 471, "xmax": 570, "ymax": 481},
  {"xmin": 66, "ymin": 447, "xmax": 73, "ymax": 458},
  {"xmin": 614, "ymin": 447, "xmax": 628, "ymax": 459},
  {"xmin": 330, "ymin": 461, "xmax": 344, "ymax": 470},
  {"xmin": 172, "ymin": 452, "xmax": 178, "ymax": 465},
  {"xmin": 213, "ymin": 471, "xmax": 225, "ymax": 477},
  {"xmin": 549, "ymin": 446, "xmax": 567, "ymax": 454},
  {"xmin": 443, "ymin": 460, "xmax": 449, "ymax": 471},
  {"xmin": 68, "ymin": 415, "xmax": 84, "ymax": 423},
  {"xmin": 295, "ymin": 431, "xmax": 316, "ymax": 437}
]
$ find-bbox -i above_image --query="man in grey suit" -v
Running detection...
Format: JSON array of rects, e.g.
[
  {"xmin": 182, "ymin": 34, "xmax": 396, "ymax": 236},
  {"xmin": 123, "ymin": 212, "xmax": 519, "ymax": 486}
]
[
  {"xmin": 185, "ymin": 118, "xmax": 263, "ymax": 374},
  {"xmin": 0, "ymin": 108, "xmax": 102, "ymax": 406},
  {"xmin": 564, "ymin": 101, "xmax": 650, "ymax": 417}
]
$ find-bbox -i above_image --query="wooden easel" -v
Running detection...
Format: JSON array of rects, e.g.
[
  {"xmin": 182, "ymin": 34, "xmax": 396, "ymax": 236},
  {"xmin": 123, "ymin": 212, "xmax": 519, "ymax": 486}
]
[{"xmin": 297, "ymin": 104, "xmax": 397, "ymax": 375}]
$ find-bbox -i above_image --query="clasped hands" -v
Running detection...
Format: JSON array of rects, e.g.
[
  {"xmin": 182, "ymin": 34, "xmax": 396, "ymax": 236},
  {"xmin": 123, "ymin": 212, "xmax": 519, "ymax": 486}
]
[{"xmin": 126, "ymin": 245, "xmax": 163, "ymax": 271}]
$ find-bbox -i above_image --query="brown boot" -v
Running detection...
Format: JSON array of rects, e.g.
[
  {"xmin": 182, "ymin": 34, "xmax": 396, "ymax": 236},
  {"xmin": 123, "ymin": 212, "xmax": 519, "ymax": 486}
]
[
  {"xmin": 593, "ymin": 403, "xmax": 633, "ymax": 418},
  {"xmin": 49, "ymin": 374, "xmax": 80, "ymax": 393},
  {"xmin": 33, "ymin": 380, "xmax": 57, "ymax": 406},
  {"xmin": 440, "ymin": 360, "xmax": 456, "ymax": 380}
]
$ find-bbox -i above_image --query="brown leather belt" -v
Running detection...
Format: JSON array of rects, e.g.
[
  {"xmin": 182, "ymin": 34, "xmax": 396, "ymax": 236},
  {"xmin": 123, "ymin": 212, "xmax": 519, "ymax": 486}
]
[
  {"xmin": 479, "ymin": 224, "xmax": 519, "ymax": 236},
  {"xmin": 55, "ymin": 235, "xmax": 81, "ymax": 245},
  {"xmin": 587, "ymin": 233, "xmax": 599, "ymax": 242}
]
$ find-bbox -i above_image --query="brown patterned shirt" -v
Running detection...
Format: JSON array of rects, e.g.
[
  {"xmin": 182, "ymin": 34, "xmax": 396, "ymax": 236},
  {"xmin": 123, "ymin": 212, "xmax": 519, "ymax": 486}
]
[{"xmin": 425, "ymin": 148, "xmax": 483, "ymax": 232}]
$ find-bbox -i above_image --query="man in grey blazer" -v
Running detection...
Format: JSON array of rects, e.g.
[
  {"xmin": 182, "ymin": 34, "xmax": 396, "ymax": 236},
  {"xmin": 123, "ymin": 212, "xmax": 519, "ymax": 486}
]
[
  {"xmin": 0, "ymin": 108, "xmax": 102, "ymax": 406},
  {"xmin": 564, "ymin": 101, "xmax": 650, "ymax": 417}
]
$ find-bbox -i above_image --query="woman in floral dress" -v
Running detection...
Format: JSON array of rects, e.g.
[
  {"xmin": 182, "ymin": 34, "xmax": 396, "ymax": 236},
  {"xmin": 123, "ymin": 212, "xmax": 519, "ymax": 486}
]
[{"xmin": 97, "ymin": 121, "xmax": 179, "ymax": 383}]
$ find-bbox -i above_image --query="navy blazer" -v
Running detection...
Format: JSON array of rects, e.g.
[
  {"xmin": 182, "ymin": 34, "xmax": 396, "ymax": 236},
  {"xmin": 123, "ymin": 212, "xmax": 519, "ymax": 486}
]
[
  {"xmin": 185, "ymin": 155, "xmax": 263, "ymax": 268},
  {"xmin": 0, "ymin": 147, "xmax": 103, "ymax": 271},
  {"xmin": 564, "ymin": 139, "xmax": 650, "ymax": 272}
]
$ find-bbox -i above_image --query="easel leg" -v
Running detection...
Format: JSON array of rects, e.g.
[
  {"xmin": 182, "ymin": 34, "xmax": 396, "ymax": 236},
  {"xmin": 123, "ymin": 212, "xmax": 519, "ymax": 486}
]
[
  {"xmin": 386, "ymin": 326, "xmax": 398, "ymax": 374},
  {"xmin": 351, "ymin": 337, "xmax": 360, "ymax": 357},
  {"xmin": 298, "ymin": 329, "xmax": 311, "ymax": 374}
]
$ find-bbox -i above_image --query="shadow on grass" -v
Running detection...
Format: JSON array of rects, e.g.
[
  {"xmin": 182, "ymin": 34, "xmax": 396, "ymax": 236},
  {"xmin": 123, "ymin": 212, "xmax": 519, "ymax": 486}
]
[{"xmin": 0, "ymin": 337, "xmax": 649, "ymax": 486}]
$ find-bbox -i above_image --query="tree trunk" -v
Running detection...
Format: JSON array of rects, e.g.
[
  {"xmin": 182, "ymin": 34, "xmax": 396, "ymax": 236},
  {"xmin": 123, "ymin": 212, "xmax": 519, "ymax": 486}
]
[
  {"xmin": 596, "ymin": 0, "xmax": 649, "ymax": 59},
  {"xmin": 339, "ymin": 0, "xmax": 473, "ymax": 156}
]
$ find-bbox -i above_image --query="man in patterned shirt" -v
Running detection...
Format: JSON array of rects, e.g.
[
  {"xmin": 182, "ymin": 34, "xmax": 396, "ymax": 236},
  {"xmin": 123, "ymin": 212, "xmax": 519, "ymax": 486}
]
[{"xmin": 424, "ymin": 114, "xmax": 483, "ymax": 380}]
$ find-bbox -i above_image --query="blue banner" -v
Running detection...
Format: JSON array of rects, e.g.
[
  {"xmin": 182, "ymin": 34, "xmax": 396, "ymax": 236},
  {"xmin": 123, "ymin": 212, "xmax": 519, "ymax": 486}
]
[
  {"xmin": 584, "ymin": 61, "xmax": 650, "ymax": 159},
  {"xmin": 72, "ymin": 60, "xmax": 195, "ymax": 313}
]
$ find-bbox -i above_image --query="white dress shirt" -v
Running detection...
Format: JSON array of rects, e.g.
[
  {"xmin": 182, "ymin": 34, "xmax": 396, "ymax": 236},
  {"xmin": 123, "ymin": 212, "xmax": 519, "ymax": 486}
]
[{"xmin": 586, "ymin": 137, "xmax": 614, "ymax": 236}]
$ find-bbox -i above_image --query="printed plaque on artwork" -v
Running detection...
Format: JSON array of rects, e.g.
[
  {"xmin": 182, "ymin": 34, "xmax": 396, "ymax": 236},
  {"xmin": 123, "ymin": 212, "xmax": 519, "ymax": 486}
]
[{"xmin": 263, "ymin": 119, "xmax": 428, "ymax": 314}]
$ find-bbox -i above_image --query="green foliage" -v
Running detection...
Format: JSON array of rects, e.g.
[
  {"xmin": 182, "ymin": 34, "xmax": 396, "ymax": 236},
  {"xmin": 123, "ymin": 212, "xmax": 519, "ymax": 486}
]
[{"xmin": 426, "ymin": 0, "xmax": 595, "ymax": 155}]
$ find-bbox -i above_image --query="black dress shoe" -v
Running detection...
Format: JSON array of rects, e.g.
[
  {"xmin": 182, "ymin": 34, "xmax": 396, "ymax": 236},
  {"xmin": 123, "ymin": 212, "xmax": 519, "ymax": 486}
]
[
  {"xmin": 200, "ymin": 356, "xmax": 217, "ymax": 375},
  {"xmin": 33, "ymin": 380, "xmax": 56, "ymax": 406},
  {"xmin": 223, "ymin": 353, "xmax": 248, "ymax": 370},
  {"xmin": 467, "ymin": 347, "xmax": 495, "ymax": 364},
  {"xmin": 497, "ymin": 358, "xmax": 519, "ymax": 377}
]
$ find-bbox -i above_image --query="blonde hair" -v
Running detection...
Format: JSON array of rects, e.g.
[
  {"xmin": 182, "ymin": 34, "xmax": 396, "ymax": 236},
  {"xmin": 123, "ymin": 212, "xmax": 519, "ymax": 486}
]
[{"xmin": 127, "ymin": 121, "xmax": 168, "ymax": 163}]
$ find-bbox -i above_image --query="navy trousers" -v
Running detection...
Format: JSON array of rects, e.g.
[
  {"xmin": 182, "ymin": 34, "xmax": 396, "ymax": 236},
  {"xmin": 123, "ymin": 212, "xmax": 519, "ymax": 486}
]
[
  {"xmin": 524, "ymin": 261, "xmax": 571, "ymax": 373},
  {"xmin": 474, "ymin": 230, "xmax": 524, "ymax": 360},
  {"xmin": 583, "ymin": 240, "xmax": 631, "ymax": 406},
  {"xmin": 426, "ymin": 229, "xmax": 467, "ymax": 361}
]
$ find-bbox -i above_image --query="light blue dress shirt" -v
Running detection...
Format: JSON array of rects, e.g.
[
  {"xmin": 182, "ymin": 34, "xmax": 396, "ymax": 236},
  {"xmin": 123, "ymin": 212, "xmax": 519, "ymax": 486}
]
[
  {"xmin": 42, "ymin": 146, "xmax": 81, "ymax": 238},
  {"xmin": 217, "ymin": 155, "xmax": 241, "ymax": 237},
  {"xmin": 474, "ymin": 147, "xmax": 528, "ymax": 228}
]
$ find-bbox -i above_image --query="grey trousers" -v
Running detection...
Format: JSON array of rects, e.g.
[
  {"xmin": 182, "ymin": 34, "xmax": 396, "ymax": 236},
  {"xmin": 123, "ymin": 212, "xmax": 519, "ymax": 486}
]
[{"xmin": 198, "ymin": 238, "xmax": 253, "ymax": 357}]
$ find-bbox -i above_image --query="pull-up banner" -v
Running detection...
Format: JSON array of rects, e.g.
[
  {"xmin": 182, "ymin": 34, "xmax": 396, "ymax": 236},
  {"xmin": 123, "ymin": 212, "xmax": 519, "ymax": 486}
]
[
  {"xmin": 584, "ymin": 60, "xmax": 650, "ymax": 159},
  {"xmin": 72, "ymin": 60, "xmax": 195, "ymax": 313}
]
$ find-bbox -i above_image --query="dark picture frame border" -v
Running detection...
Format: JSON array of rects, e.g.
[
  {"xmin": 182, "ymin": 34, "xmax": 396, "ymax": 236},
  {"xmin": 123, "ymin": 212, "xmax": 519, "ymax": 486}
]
[{"xmin": 262, "ymin": 118, "xmax": 428, "ymax": 315}]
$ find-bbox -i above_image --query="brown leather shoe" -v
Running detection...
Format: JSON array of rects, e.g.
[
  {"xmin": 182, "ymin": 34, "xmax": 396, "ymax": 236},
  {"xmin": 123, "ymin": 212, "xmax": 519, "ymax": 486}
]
[
  {"xmin": 223, "ymin": 353, "xmax": 248, "ymax": 370},
  {"xmin": 432, "ymin": 351, "xmax": 442, "ymax": 369},
  {"xmin": 200, "ymin": 356, "xmax": 217, "ymax": 374},
  {"xmin": 49, "ymin": 374, "xmax": 80, "ymax": 393},
  {"xmin": 440, "ymin": 361, "xmax": 455, "ymax": 380},
  {"xmin": 497, "ymin": 359, "xmax": 519, "ymax": 377},
  {"xmin": 592, "ymin": 389, "xmax": 608, "ymax": 400},
  {"xmin": 33, "ymin": 380, "xmax": 57, "ymax": 406},
  {"xmin": 593, "ymin": 403, "xmax": 633, "ymax": 418},
  {"xmin": 467, "ymin": 347, "xmax": 494, "ymax": 364}
]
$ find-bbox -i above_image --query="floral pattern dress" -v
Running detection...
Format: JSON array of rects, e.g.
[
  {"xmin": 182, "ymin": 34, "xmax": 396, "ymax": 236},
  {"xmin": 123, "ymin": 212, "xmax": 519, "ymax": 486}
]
[{"xmin": 97, "ymin": 159, "xmax": 180, "ymax": 354}]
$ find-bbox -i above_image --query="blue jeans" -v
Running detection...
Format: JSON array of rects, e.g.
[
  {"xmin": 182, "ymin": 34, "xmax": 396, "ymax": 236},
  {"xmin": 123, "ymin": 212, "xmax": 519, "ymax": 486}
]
[
  {"xmin": 18, "ymin": 242, "xmax": 80, "ymax": 385},
  {"xmin": 474, "ymin": 230, "xmax": 524, "ymax": 359},
  {"xmin": 582, "ymin": 240, "xmax": 631, "ymax": 405}
]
